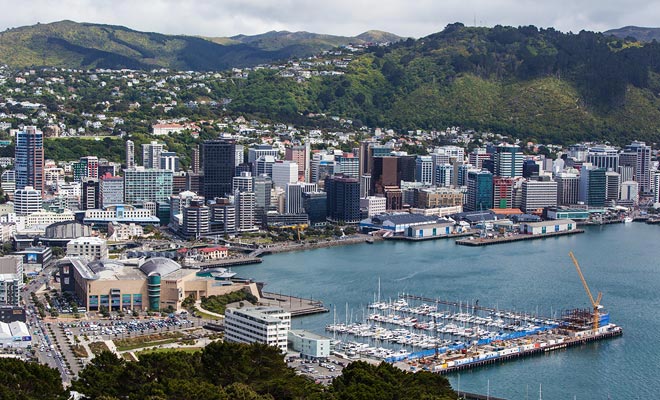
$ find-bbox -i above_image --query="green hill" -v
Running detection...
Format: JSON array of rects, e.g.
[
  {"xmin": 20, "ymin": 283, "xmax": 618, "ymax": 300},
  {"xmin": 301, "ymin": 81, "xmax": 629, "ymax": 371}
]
[
  {"xmin": 605, "ymin": 26, "xmax": 660, "ymax": 42},
  {"xmin": 222, "ymin": 23, "xmax": 660, "ymax": 144},
  {"xmin": 0, "ymin": 21, "xmax": 402, "ymax": 70}
]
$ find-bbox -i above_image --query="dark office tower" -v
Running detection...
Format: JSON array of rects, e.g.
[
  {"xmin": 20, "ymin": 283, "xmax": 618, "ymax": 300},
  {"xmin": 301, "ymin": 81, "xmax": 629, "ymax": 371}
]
[
  {"xmin": 325, "ymin": 174, "xmax": 361, "ymax": 224},
  {"xmin": 398, "ymin": 155, "xmax": 416, "ymax": 183},
  {"xmin": 81, "ymin": 178, "xmax": 100, "ymax": 210},
  {"xmin": 371, "ymin": 156, "xmax": 400, "ymax": 195},
  {"xmin": 202, "ymin": 139, "xmax": 236, "ymax": 199},
  {"xmin": 15, "ymin": 126, "xmax": 44, "ymax": 195},
  {"xmin": 482, "ymin": 158, "xmax": 495, "ymax": 174},
  {"xmin": 523, "ymin": 159, "xmax": 540, "ymax": 179},
  {"xmin": 191, "ymin": 145, "xmax": 201, "ymax": 174}
]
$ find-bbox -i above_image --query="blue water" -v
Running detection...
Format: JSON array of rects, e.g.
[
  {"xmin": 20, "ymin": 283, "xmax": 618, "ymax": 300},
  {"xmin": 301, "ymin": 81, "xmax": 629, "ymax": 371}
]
[{"xmin": 234, "ymin": 223, "xmax": 660, "ymax": 399}]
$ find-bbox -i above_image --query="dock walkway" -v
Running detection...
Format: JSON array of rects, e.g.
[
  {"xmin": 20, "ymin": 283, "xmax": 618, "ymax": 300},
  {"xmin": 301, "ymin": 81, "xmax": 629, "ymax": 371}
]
[
  {"xmin": 455, "ymin": 229, "xmax": 584, "ymax": 246},
  {"xmin": 260, "ymin": 292, "xmax": 329, "ymax": 317}
]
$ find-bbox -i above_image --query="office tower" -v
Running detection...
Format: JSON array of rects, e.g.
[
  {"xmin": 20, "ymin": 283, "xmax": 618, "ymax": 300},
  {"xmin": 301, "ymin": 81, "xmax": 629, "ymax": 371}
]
[
  {"xmin": 620, "ymin": 181, "xmax": 639, "ymax": 205},
  {"xmin": 1, "ymin": 170, "xmax": 16, "ymax": 199},
  {"xmin": 522, "ymin": 159, "xmax": 540, "ymax": 179},
  {"xmin": 125, "ymin": 140, "xmax": 135, "ymax": 169},
  {"xmin": 435, "ymin": 164, "xmax": 453, "ymax": 187},
  {"xmin": 169, "ymin": 191, "xmax": 203, "ymax": 224},
  {"xmin": 325, "ymin": 174, "xmax": 360, "ymax": 224},
  {"xmin": 15, "ymin": 126, "xmax": 44, "ymax": 195},
  {"xmin": 272, "ymin": 161, "xmax": 298, "ymax": 189},
  {"xmin": 622, "ymin": 141, "xmax": 652, "ymax": 193},
  {"xmin": 521, "ymin": 180, "xmax": 557, "ymax": 213},
  {"xmin": 398, "ymin": 156, "xmax": 416, "ymax": 183},
  {"xmin": 457, "ymin": 164, "xmax": 474, "ymax": 187},
  {"xmin": 415, "ymin": 156, "xmax": 433, "ymax": 185},
  {"xmin": 81, "ymin": 178, "xmax": 100, "ymax": 210},
  {"xmin": 335, "ymin": 155, "xmax": 359, "ymax": 179},
  {"xmin": 72, "ymin": 156, "xmax": 99, "ymax": 182},
  {"xmin": 202, "ymin": 139, "xmax": 236, "ymax": 199},
  {"xmin": 494, "ymin": 144, "xmax": 523, "ymax": 178},
  {"xmin": 482, "ymin": 159, "xmax": 495, "ymax": 174},
  {"xmin": 253, "ymin": 175, "xmax": 273, "ymax": 223},
  {"xmin": 0, "ymin": 256, "xmax": 24, "ymax": 306},
  {"xmin": 123, "ymin": 168, "xmax": 173, "ymax": 204},
  {"xmin": 371, "ymin": 157, "xmax": 399, "ymax": 195},
  {"xmin": 235, "ymin": 145, "xmax": 245, "ymax": 167},
  {"xmin": 210, "ymin": 199, "xmax": 236, "ymax": 234},
  {"xmin": 303, "ymin": 192, "xmax": 327, "ymax": 225},
  {"xmin": 235, "ymin": 191, "xmax": 256, "ymax": 232},
  {"xmin": 493, "ymin": 177, "xmax": 515, "ymax": 209},
  {"xmin": 587, "ymin": 145, "xmax": 619, "ymax": 171},
  {"xmin": 579, "ymin": 165, "xmax": 607, "ymax": 207},
  {"xmin": 285, "ymin": 182, "xmax": 317, "ymax": 214},
  {"xmin": 466, "ymin": 170, "xmax": 493, "ymax": 211},
  {"xmin": 617, "ymin": 165, "xmax": 634, "ymax": 184},
  {"xmin": 159, "ymin": 151, "xmax": 179, "ymax": 172},
  {"xmin": 98, "ymin": 163, "xmax": 118, "ymax": 178},
  {"xmin": 142, "ymin": 141, "xmax": 164, "ymax": 169},
  {"xmin": 253, "ymin": 155, "xmax": 276, "ymax": 178},
  {"xmin": 653, "ymin": 173, "xmax": 660, "ymax": 203},
  {"xmin": 555, "ymin": 172, "xmax": 579, "ymax": 205},
  {"xmin": 605, "ymin": 171, "xmax": 621, "ymax": 203},
  {"xmin": 13, "ymin": 186, "xmax": 42, "ymax": 216},
  {"xmin": 191, "ymin": 145, "xmax": 201, "ymax": 174},
  {"xmin": 285, "ymin": 145, "xmax": 309, "ymax": 181},
  {"xmin": 233, "ymin": 171, "xmax": 254, "ymax": 193},
  {"xmin": 99, "ymin": 174, "xmax": 124, "ymax": 207},
  {"xmin": 358, "ymin": 141, "xmax": 373, "ymax": 178},
  {"xmin": 359, "ymin": 174, "xmax": 371, "ymax": 199},
  {"xmin": 182, "ymin": 200, "xmax": 210, "ymax": 238},
  {"xmin": 468, "ymin": 148, "xmax": 490, "ymax": 170},
  {"xmin": 248, "ymin": 144, "xmax": 279, "ymax": 164}
]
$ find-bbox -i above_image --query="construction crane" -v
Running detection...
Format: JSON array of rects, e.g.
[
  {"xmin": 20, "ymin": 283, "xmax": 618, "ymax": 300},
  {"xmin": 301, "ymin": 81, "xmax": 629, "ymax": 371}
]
[{"xmin": 568, "ymin": 251, "xmax": 603, "ymax": 331}]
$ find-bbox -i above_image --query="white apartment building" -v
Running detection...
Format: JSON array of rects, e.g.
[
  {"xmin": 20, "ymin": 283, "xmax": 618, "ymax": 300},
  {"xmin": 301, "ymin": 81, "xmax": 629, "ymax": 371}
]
[
  {"xmin": 224, "ymin": 306, "xmax": 291, "ymax": 352},
  {"xmin": 360, "ymin": 196, "xmax": 387, "ymax": 217},
  {"xmin": 13, "ymin": 186, "xmax": 42, "ymax": 216},
  {"xmin": 0, "ymin": 256, "xmax": 24, "ymax": 306},
  {"xmin": 66, "ymin": 237, "xmax": 109, "ymax": 261}
]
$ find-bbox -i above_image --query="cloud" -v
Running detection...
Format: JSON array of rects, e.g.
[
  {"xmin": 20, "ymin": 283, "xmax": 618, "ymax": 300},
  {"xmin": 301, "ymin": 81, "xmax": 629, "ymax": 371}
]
[{"xmin": 0, "ymin": 0, "xmax": 657, "ymax": 38}]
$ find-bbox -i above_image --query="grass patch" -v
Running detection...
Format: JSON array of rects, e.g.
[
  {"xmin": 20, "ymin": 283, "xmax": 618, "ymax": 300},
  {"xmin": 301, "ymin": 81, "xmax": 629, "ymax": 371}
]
[
  {"xmin": 200, "ymin": 290, "xmax": 258, "ymax": 315},
  {"xmin": 114, "ymin": 331, "xmax": 183, "ymax": 352},
  {"xmin": 88, "ymin": 341, "xmax": 111, "ymax": 356},
  {"xmin": 136, "ymin": 347, "xmax": 202, "ymax": 356},
  {"xmin": 121, "ymin": 352, "xmax": 138, "ymax": 361},
  {"xmin": 193, "ymin": 308, "xmax": 223, "ymax": 321},
  {"xmin": 71, "ymin": 344, "xmax": 89, "ymax": 358}
]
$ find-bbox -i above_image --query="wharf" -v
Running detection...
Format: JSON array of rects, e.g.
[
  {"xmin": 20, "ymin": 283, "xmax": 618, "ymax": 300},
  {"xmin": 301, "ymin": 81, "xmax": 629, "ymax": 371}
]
[
  {"xmin": 190, "ymin": 257, "xmax": 262, "ymax": 269},
  {"xmin": 260, "ymin": 292, "xmax": 329, "ymax": 317},
  {"xmin": 436, "ymin": 328, "xmax": 622, "ymax": 375},
  {"xmin": 384, "ymin": 231, "xmax": 475, "ymax": 242},
  {"xmin": 455, "ymin": 229, "xmax": 584, "ymax": 246}
]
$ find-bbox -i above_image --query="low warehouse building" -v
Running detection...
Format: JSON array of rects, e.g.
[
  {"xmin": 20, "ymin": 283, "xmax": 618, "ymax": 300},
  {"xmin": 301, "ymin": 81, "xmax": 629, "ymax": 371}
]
[{"xmin": 519, "ymin": 219, "xmax": 576, "ymax": 235}]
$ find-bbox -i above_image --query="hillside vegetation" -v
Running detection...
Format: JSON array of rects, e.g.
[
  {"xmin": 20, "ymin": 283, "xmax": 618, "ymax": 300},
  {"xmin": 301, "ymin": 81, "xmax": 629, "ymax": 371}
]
[
  {"xmin": 0, "ymin": 21, "xmax": 401, "ymax": 70},
  {"xmin": 220, "ymin": 24, "xmax": 660, "ymax": 144}
]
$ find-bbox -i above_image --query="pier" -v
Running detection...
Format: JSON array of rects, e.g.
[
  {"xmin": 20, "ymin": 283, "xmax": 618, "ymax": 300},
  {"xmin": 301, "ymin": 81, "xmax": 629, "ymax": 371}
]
[
  {"xmin": 260, "ymin": 292, "xmax": 329, "ymax": 317},
  {"xmin": 383, "ymin": 231, "xmax": 475, "ymax": 242},
  {"xmin": 189, "ymin": 257, "xmax": 263, "ymax": 268},
  {"xmin": 455, "ymin": 229, "xmax": 584, "ymax": 246}
]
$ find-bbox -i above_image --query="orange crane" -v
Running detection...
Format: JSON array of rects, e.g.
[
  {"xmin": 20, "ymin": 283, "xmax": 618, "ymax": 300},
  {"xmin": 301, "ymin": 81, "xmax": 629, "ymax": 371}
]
[{"xmin": 568, "ymin": 251, "xmax": 603, "ymax": 331}]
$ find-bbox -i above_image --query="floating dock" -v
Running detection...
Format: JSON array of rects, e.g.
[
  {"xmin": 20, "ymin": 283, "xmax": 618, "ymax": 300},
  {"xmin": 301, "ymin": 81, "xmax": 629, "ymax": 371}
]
[{"xmin": 455, "ymin": 229, "xmax": 584, "ymax": 246}]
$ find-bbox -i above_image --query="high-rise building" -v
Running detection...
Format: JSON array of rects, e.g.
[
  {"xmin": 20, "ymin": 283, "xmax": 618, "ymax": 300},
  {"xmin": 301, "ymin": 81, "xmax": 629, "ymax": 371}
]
[
  {"xmin": 521, "ymin": 180, "xmax": 558, "ymax": 213},
  {"xmin": 325, "ymin": 174, "xmax": 360, "ymax": 224},
  {"xmin": 335, "ymin": 155, "xmax": 359, "ymax": 179},
  {"xmin": 142, "ymin": 141, "xmax": 164, "ymax": 169},
  {"xmin": 100, "ymin": 174, "xmax": 124, "ymax": 208},
  {"xmin": 457, "ymin": 164, "xmax": 474, "ymax": 187},
  {"xmin": 285, "ymin": 182, "xmax": 317, "ymax": 214},
  {"xmin": 623, "ymin": 141, "xmax": 652, "ymax": 193},
  {"xmin": 125, "ymin": 140, "xmax": 135, "ymax": 169},
  {"xmin": 302, "ymin": 192, "xmax": 328, "ymax": 225},
  {"xmin": 0, "ymin": 256, "xmax": 24, "ymax": 306},
  {"xmin": 15, "ymin": 126, "xmax": 44, "ymax": 195},
  {"xmin": 579, "ymin": 165, "xmax": 606, "ymax": 207},
  {"xmin": 435, "ymin": 164, "xmax": 453, "ymax": 187},
  {"xmin": 224, "ymin": 307, "xmax": 291, "ymax": 353},
  {"xmin": 170, "ymin": 191, "xmax": 203, "ymax": 225},
  {"xmin": 202, "ymin": 139, "xmax": 236, "ymax": 199},
  {"xmin": 73, "ymin": 156, "xmax": 99, "ymax": 182},
  {"xmin": 182, "ymin": 200, "xmax": 210, "ymax": 238},
  {"xmin": 493, "ymin": 177, "xmax": 515, "ymax": 209},
  {"xmin": 605, "ymin": 171, "xmax": 621, "ymax": 203},
  {"xmin": 285, "ymin": 145, "xmax": 309, "ymax": 182},
  {"xmin": 81, "ymin": 178, "xmax": 100, "ymax": 210},
  {"xmin": 415, "ymin": 156, "xmax": 433, "ymax": 185},
  {"xmin": 235, "ymin": 145, "xmax": 245, "ymax": 167},
  {"xmin": 253, "ymin": 155, "xmax": 276, "ymax": 178},
  {"xmin": 235, "ymin": 191, "xmax": 257, "ymax": 232},
  {"xmin": 371, "ymin": 157, "xmax": 400, "ymax": 195},
  {"xmin": 248, "ymin": 145, "xmax": 279, "ymax": 164},
  {"xmin": 159, "ymin": 151, "xmax": 179, "ymax": 172},
  {"xmin": 617, "ymin": 165, "xmax": 634, "ymax": 184},
  {"xmin": 191, "ymin": 145, "xmax": 201, "ymax": 174},
  {"xmin": 468, "ymin": 148, "xmax": 489, "ymax": 170},
  {"xmin": 522, "ymin": 159, "xmax": 540, "ymax": 179},
  {"xmin": 654, "ymin": 173, "xmax": 660, "ymax": 204},
  {"xmin": 494, "ymin": 144, "xmax": 524, "ymax": 178},
  {"xmin": 209, "ymin": 198, "xmax": 236, "ymax": 234},
  {"xmin": 555, "ymin": 172, "xmax": 579, "ymax": 205},
  {"xmin": 466, "ymin": 170, "xmax": 493, "ymax": 211},
  {"xmin": 233, "ymin": 172, "xmax": 254, "ymax": 193},
  {"xmin": 587, "ymin": 145, "xmax": 619, "ymax": 171},
  {"xmin": 123, "ymin": 168, "xmax": 173, "ymax": 204},
  {"xmin": 359, "ymin": 174, "xmax": 371, "ymax": 198},
  {"xmin": 14, "ymin": 186, "xmax": 42, "ymax": 216},
  {"xmin": 272, "ymin": 161, "xmax": 298, "ymax": 189},
  {"xmin": 620, "ymin": 181, "xmax": 639, "ymax": 205}
]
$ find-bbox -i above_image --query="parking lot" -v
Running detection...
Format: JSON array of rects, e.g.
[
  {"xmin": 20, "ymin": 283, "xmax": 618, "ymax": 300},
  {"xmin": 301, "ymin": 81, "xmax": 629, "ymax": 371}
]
[{"xmin": 287, "ymin": 355, "xmax": 350, "ymax": 384}]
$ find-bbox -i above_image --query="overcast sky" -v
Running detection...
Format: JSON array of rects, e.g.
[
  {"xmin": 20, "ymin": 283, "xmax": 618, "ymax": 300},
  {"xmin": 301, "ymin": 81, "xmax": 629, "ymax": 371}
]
[{"xmin": 0, "ymin": 0, "xmax": 656, "ymax": 38}]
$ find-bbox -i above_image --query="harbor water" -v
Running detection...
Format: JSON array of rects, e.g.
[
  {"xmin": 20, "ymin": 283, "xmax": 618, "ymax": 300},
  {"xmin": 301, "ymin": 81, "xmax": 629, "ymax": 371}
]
[{"xmin": 235, "ymin": 223, "xmax": 660, "ymax": 399}]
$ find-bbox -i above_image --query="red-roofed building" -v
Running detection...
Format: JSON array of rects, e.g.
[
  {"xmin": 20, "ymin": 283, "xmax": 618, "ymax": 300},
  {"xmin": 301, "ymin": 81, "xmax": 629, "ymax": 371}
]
[{"xmin": 198, "ymin": 246, "xmax": 228, "ymax": 261}]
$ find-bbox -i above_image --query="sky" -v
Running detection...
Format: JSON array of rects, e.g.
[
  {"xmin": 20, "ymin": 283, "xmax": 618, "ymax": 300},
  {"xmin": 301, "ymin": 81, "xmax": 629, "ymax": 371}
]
[{"xmin": 0, "ymin": 0, "xmax": 657, "ymax": 38}]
